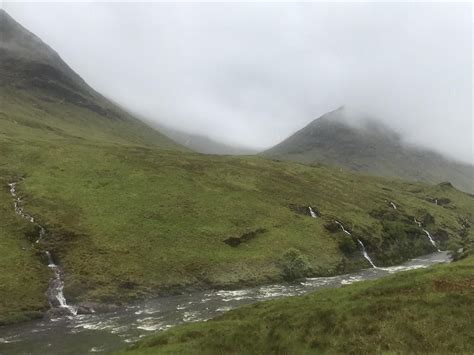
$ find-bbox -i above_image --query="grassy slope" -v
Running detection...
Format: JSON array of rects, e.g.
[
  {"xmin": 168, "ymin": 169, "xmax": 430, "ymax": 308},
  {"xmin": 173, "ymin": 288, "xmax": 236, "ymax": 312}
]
[
  {"xmin": 1, "ymin": 86, "xmax": 473, "ymax": 325},
  {"xmin": 122, "ymin": 255, "xmax": 474, "ymax": 354},
  {"xmin": 0, "ymin": 174, "xmax": 49, "ymax": 325}
]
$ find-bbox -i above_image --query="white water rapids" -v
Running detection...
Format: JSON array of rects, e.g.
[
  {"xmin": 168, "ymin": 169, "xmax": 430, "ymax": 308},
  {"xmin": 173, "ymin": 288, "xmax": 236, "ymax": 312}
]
[{"xmin": 8, "ymin": 182, "xmax": 77, "ymax": 316}]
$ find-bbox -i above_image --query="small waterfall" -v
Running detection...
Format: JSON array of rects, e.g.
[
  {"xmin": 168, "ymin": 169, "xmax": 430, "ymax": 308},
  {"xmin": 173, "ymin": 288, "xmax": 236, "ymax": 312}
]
[
  {"xmin": 8, "ymin": 182, "xmax": 76, "ymax": 316},
  {"xmin": 334, "ymin": 220, "xmax": 351, "ymax": 235},
  {"xmin": 335, "ymin": 220, "xmax": 377, "ymax": 268},
  {"xmin": 390, "ymin": 202, "xmax": 397, "ymax": 210},
  {"xmin": 422, "ymin": 229, "xmax": 440, "ymax": 252},
  {"xmin": 308, "ymin": 207, "xmax": 317, "ymax": 218},
  {"xmin": 414, "ymin": 218, "xmax": 440, "ymax": 252},
  {"xmin": 356, "ymin": 239, "xmax": 377, "ymax": 268}
]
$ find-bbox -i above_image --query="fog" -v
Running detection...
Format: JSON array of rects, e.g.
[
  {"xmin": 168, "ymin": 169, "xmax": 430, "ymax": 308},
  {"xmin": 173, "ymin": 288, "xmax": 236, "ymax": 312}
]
[{"xmin": 3, "ymin": 2, "xmax": 473, "ymax": 163}]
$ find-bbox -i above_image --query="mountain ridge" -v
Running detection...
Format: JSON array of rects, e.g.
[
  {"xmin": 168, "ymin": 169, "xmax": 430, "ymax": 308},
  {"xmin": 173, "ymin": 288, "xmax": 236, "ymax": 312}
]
[
  {"xmin": 264, "ymin": 107, "xmax": 474, "ymax": 193},
  {"xmin": 0, "ymin": 9, "xmax": 185, "ymax": 150}
]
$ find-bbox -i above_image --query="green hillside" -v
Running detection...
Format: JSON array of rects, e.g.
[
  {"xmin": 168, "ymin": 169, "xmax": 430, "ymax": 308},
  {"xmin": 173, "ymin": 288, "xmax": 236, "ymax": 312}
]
[
  {"xmin": 0, "ymin": 10, "xmax": 183, "ymax": 150},
  {"xmin": 1, "ymin": 9, "xmax": 473, "ymax": 328},
  {"xmin": 122, "ymin": 254, "xmax": 474, "ymax": 354},
  {"xmin": 264, "ymin": 107, "xmax": 474, "ymax": 193}
]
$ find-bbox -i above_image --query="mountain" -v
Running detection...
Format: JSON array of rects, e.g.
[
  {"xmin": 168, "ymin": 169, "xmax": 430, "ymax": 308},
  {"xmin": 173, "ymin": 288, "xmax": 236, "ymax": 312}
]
[
  {"xmin": 0, "ymin": 10, "xmax": 472, "ymax": 332},
  {"xmin": 0, "ymin": 9, "xmax": 183, "ymax": 150},
  {"xmin": 263, "ymin": 107, "xmax": 474, "ymax": 193},
  {"xmin": 150, "ymin": 122, "xmax": 258, "ymax": 155}
]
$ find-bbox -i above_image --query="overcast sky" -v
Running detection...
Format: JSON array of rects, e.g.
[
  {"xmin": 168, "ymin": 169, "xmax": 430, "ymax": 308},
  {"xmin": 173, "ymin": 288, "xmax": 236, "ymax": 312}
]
[{"xmin": 3, "ymin": 2, "xmax": 473, "ymax": 163}]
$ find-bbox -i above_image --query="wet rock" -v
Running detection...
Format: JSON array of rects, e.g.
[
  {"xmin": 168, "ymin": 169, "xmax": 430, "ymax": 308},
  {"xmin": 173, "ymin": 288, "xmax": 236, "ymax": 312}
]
[
  {"xmin": 420, "ymin": 212, "xmax": 435, "ymax": 226},
  {"xmin": 426, "ymin": 197, "xmax": 451, "ymax": 206},
  {"xmin": 433, "ymin": 229, "xmax": 449, "ymax": 243},
  {"xmin": 76, "ymin": 302, "xmax": 120, "ymax": 315},
  {"xmin": 46, "ymin": 307, "xmax": 73, "ymax": 319},
  {"xmin": 324, "ymin": 221, "xmax": 344, "ymax": 233}
]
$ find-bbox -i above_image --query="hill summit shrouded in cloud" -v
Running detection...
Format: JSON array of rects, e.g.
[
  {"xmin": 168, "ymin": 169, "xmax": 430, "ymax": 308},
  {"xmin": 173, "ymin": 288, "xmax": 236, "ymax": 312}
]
[
  {"xmin": 0, "ymin": 9, "xmax": 183, "ymax": 150},
  {"xmin": 3, "ymin": 2, "xmax": 472, "ymax": 163},
  {"xmin": 264, "ymin": 107, "xmax": 474, "ymax": 193}
]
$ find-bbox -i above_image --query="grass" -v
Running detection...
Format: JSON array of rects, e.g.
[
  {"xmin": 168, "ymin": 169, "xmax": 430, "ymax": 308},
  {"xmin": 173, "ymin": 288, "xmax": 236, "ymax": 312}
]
[
  {"xmin": 0, "ymin": 175, "xmax": 49, "ymax": 325},
  {"xmin": 121, "ymin": 255, "xmax": 474, "ymax": 354},
  {"xmin": 1, "ymin": 82, "xmax": 473, "ymax": 325}
]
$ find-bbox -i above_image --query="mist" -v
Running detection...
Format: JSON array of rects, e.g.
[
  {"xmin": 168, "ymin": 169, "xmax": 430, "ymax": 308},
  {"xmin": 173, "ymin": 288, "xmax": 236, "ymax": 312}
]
[{"xmin": 3, "ymin": 2, "xmax": 472, "ymax": 163}]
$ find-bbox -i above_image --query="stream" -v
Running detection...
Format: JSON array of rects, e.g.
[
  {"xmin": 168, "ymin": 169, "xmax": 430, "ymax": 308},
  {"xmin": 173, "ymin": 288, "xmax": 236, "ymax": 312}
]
[{"xmin": 0, "ymin": 251, "xmax": 450, "ymax": 355}]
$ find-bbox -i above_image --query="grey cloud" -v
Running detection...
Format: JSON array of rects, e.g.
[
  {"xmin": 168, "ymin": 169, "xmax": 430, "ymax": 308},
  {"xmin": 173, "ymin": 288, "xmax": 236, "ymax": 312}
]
[{"xmin": 3, "ymin": 2, "xmax": 472, "ymax": 162}]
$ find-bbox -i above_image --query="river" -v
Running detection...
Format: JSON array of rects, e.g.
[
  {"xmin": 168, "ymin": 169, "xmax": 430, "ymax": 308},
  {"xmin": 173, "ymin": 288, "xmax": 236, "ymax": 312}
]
[{"xmin": 0, "ymin": 251, "xmax": 449, "ymax": 354}]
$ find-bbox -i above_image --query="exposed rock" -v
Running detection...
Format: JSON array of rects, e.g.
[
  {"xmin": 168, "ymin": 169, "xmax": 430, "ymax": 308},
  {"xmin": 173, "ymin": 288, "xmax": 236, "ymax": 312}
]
[
  {"xmin": 224, "ymin": 228, "xmax": 267, "ymax": 247},
  {"xmin": 438, "ymin": 181, "xmax": 454, "ymax": 188},
  {"xmin": 76, "ymin": 302, "xmax": 120, "ymax": 315},
  {"xmin": 323, "ymin": 221, "xmax": 341, "ymax": 233},
  {"xmin": 46, "ymin": 307, "xmax": 73, "ymax": 319},
  {"xmin": 433, "ymin": 229, "xmax": 449, "ymax": 243}
]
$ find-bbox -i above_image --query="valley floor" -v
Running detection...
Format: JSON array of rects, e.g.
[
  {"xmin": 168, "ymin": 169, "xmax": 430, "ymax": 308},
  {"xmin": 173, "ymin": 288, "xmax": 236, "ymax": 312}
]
[{"xmin": 121, "ymin": 254, "xmax": 474, "ymax": 354}]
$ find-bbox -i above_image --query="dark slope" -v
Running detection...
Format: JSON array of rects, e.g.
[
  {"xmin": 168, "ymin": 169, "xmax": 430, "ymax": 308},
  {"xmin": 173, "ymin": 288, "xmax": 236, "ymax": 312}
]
[
  {"xmin": 0, "ymin": 9, "xmax": 184, "ymax": 149},
  {"xmin": 264, "ymin": 107, "xmax": 474, "ymax": 193}
]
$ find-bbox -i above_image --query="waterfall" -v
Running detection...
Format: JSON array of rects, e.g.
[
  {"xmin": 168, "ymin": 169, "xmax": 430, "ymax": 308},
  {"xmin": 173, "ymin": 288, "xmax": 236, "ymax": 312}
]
[
  {"xmin": 356, "ymin": 239, "xmax": 377, "ymax": 268},
  {"xmin": 8, "ymin": 182, "xmax": 76, "ymax": 316},
  {"xmin": 414, "ymin": 218, "xmax": 440, "ymax": 252},
  {"xmin": 335, "ymin": 220, "xmax": 377, "ymax": 268},
  {"xmin": 308, "ymin": 207, "xmax": 317, "ymax": 218},
  {"xmin": 390, "ymin": 202, "xmax": 397, "ymax": 210},
  {"xmin": 334, "ymin": 220, "xmax": 351, "ymax": 235},
  {"xmin": 422, "ymin": 229, "xmax": 440, "ymax": 252}
]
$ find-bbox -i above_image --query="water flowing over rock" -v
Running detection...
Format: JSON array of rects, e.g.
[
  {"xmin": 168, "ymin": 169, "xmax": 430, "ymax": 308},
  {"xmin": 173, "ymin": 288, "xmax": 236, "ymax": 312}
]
[
  {"xmin": 8, "ymin": 181, "xmax": 77, "ymax": 316},
  {"xmin": 334, "ymin": 220, "xmax": 351, "ymax": 235},
  {"xmin": 414, "ymin": 218, "xmax": 441, "ymax": 252},
  {"xmin": 334, "ymin": 220, "xmax": 377, "ymax": 268},
  {"xmin": 356, "ymin": 239, "xmax": 377, "ymax": 268},
  {"xmin": 390, "ymin": 201, "xmax": 397, "ymax": 210},
  {"xmin": 308, "ymin": 207, "xmax": 318, "ymax": 218}
]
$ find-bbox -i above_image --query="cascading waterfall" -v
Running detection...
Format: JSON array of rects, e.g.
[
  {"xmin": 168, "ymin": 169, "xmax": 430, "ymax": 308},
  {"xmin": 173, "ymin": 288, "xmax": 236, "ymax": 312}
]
[
  {"xmin": 414, "ymin": 218, "xmax": 440, "ymax": 252},
  {"xmin": 334, "ymin": 220, "xmax": 351, "ymax": 235},
  {"xmin": 335, "ymin": 220, "xmax": 377, "ymax": 268},
  {"xmin": 8, "ymin": 182, "xmax": 77, "ymax": 316},
  {"xmin": 308, "ymin": 207, "xmax": 317, "ymax": 218},
  {"xmin": 356, "ymin": 239, "xmax": 377, "ymax": 268}
]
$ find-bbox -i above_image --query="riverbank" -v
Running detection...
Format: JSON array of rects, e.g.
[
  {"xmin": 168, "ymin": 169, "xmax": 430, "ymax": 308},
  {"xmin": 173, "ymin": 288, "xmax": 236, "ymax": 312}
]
[
  {"xmin": 2, "ymin": 140, "xmax": 473, "ymax": 325},
  {"xmin": 122, "ymin": 253, "xmax": 474, "ymax": 354},
  {"xmin": 0, "ymin": 252, "xmax": 451, "ymax": 354}
]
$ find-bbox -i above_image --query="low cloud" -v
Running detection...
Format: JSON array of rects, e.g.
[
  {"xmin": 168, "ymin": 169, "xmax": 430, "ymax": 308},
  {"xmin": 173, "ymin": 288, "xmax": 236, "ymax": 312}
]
[{"xmin": 4, "ymin": 2, "xmax": 472, "ymax": 162}]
